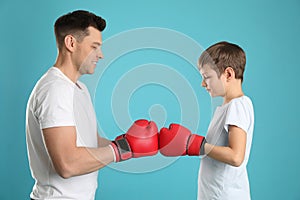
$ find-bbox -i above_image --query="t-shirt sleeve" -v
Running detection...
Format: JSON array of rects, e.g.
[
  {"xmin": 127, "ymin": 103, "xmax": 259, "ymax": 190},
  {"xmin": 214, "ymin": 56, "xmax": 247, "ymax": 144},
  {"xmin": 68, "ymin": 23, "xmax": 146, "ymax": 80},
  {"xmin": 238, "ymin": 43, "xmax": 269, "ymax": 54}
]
[
  {"xmin": 224, "ymin": 99, "xmax": 250, "ymax": 134},
  {"xmin": 34, "ymin": 83, "xmax": 75, "ymax": 129}
]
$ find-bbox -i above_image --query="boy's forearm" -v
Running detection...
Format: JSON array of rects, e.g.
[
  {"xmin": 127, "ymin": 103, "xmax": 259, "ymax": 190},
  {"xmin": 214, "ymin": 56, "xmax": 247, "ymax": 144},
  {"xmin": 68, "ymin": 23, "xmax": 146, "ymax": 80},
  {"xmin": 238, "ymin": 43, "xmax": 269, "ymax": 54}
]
[{"xmin": 204, "ymin": 143, "xmax": 243, "ymax": 167}]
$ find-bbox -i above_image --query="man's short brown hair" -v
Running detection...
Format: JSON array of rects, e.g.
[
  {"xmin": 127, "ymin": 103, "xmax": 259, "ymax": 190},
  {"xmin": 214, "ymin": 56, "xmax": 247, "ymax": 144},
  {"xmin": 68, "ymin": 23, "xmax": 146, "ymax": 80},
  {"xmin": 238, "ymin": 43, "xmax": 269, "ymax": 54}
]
[{"xmin": 54, "ymin": 10, "xmax": 106, "ymax": 49}]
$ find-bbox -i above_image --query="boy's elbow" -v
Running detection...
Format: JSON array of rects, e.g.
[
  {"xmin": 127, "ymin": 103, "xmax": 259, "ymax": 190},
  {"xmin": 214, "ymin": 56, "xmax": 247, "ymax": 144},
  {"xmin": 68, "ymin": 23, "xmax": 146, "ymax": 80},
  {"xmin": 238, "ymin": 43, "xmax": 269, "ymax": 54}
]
[{"xmin": 230, "ymin": 155, "xmax": 244, "ymax": 167}]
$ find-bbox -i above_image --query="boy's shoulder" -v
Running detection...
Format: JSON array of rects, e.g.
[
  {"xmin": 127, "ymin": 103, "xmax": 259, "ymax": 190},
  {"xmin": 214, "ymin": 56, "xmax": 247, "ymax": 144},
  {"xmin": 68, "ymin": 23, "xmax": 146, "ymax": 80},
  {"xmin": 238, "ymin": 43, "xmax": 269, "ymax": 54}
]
[
  {"xmin": 232, "ymin": 95, "xmax": 252, "ymax": 104},
  {"xmin": 228, "ymin": 96, "xmax": 253, "ymax": 108},
  {"xmin": 226, "ymin": 96, "xmax": 254, "ymax": 117}
]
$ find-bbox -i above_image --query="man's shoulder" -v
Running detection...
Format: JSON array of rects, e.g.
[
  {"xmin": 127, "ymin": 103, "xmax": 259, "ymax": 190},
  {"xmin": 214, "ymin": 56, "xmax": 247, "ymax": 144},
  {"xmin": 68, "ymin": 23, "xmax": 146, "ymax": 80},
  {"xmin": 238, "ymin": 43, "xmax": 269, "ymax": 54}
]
[{"xmin": 35, "ymin": 68, "xmax": 74, "ymax": 94}]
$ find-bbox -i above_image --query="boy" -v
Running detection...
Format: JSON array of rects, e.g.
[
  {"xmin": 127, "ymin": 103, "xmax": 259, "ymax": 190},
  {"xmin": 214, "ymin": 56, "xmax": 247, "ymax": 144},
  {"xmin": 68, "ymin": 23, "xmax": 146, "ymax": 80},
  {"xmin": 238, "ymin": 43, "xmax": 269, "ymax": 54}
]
[{"xmin": 159, "ymin": 41, "xmax": 254, "ymax": 199}]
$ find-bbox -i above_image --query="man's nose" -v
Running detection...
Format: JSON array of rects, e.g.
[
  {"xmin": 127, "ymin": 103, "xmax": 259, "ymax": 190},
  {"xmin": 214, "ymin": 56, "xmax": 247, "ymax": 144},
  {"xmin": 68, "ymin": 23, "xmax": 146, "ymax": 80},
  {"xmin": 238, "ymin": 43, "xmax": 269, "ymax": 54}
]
[{"xmin": 97, "ymin": 48, "xmax": 104, "ymax": 59}]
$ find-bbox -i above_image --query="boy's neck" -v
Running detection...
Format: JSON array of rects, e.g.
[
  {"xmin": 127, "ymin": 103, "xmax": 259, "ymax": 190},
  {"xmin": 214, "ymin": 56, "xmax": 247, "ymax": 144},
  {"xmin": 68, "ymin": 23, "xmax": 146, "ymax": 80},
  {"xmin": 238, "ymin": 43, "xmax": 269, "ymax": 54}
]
[{"xmin": 223, "ymin": 79, "xmax": 244, "ymax": 104}]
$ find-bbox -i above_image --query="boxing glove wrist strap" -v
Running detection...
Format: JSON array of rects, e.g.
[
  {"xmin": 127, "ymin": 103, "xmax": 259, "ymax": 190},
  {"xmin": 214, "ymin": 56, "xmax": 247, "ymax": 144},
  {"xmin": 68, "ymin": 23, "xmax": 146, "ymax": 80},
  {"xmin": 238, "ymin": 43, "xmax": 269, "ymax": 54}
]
[
  {"xmin": 108, "ymin": 144, "xmax": 117, "ymax": 162},
  {"xmin": 111, "ymin": 138, "xmax": 132, "ymax": 162},
  {"xmin": 200, "ymin": 138, "xmax": 207, "ymax": 156},
  {"xmin": 186, "ymin": 134, "xmax": 207, "ymax": 156}
]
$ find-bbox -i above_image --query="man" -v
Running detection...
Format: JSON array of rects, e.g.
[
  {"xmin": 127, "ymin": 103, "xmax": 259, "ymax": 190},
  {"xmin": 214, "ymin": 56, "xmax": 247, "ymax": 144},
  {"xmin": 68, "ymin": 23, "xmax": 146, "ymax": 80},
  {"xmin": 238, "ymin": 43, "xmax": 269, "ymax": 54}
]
[{"xmin": 26, "ymin": 10, "xmax": 158, "ymax": 200}]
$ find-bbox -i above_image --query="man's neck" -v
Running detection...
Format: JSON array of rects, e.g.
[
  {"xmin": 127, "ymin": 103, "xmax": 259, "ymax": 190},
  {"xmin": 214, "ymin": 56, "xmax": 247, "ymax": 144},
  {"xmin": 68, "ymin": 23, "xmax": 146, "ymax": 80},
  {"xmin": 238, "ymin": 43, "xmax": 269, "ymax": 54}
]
[{"xmin": 54, "ymin": 55, "xmax": 81, "ymax": 83}]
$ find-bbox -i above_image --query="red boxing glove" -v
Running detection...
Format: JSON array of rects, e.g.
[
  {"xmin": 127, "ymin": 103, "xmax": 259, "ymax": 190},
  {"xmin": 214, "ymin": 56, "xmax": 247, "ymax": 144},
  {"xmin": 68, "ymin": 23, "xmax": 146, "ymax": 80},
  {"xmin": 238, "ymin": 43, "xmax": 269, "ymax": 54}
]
[
  {"xmin": 159, "ymin": 124, "xmax": 206, "ymax": 156},
  {"xmin": 111, "ymin": 119, "xmax": 158, "ymax": 162}
]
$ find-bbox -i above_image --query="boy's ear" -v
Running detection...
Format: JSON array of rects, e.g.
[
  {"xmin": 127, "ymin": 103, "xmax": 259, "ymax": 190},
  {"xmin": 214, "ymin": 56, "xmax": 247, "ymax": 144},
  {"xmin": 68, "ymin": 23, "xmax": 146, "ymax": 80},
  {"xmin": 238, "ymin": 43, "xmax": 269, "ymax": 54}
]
[{"xmin": 224, "ymin": 67, "xmax": 235, "ymax": 81}]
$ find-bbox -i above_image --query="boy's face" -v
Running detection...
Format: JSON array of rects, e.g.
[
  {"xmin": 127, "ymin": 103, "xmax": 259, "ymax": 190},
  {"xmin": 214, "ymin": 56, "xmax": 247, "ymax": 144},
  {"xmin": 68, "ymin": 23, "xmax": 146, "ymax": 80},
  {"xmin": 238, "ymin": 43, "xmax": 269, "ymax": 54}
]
[{"xmin": 199, "ymin": 64, "xmax": 226, "ymax": 97}]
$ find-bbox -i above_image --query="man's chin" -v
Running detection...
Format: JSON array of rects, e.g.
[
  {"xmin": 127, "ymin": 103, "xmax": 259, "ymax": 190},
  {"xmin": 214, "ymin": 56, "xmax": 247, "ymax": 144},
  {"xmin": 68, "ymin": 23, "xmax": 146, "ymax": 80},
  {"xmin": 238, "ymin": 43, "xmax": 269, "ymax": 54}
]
[
  {"xmin": 88, "ymin": 67, "xmax": 96, "ymax": 74},
  {"xmin": 79, "ymin": 66, "xmax": 95, "ymax": 75}
]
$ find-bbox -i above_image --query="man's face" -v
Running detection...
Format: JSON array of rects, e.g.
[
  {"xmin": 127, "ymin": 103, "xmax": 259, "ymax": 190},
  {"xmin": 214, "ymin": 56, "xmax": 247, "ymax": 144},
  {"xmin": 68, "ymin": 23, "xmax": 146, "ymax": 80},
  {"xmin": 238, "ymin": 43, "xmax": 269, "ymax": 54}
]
[
  {"xmin": 199, "ymin": 64, "xmax": 225, "ymax": 97},
  {"xmin": 75, "ymin": 26, "xmax": 103, "ymax": 75}
]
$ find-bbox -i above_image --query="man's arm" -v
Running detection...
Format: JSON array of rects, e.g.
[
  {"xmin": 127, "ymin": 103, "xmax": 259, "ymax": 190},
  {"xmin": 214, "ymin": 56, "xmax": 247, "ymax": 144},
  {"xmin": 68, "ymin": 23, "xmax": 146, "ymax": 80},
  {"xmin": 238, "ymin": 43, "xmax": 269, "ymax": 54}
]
[
  {"xmin": 204, "ymin": 125, "xmax": 246, "ymax": 167},
  {"xmin": 43, "ymin": 126, "xmax": 114, "ymax": 179},
  {"xmin": 97, "ymin": 133, "xmax": 112, "ymax": 147}
]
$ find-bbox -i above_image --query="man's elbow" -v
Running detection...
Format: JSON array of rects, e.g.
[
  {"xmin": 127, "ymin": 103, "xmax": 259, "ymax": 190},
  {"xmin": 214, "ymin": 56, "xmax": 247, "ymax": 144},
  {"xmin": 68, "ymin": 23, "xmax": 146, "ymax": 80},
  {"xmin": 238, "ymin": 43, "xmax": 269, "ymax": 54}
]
[
  {"xmin": 54, "ymin": 162, "xmax": 74, "ymax": 179},
  {"xmin": 58, "ymin": 170, "xmax": 72, "ymax": 179}
]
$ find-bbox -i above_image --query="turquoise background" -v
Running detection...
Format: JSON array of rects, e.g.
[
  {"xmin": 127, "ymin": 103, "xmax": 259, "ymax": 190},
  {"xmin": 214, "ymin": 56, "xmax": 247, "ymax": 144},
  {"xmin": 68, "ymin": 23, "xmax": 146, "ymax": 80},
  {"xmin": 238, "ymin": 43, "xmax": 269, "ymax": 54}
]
[{"xmin": 1, "ymin": 0, "xmax": 300, "ymax": 199}]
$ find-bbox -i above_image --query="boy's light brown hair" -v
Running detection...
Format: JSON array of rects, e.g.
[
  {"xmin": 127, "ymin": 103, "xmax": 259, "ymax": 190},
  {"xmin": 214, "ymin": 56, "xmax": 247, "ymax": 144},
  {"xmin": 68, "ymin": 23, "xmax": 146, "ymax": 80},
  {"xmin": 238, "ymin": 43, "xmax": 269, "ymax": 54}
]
[{"xmin": 198, "ymin": 41, "xmax": 246, "ymax": 82}]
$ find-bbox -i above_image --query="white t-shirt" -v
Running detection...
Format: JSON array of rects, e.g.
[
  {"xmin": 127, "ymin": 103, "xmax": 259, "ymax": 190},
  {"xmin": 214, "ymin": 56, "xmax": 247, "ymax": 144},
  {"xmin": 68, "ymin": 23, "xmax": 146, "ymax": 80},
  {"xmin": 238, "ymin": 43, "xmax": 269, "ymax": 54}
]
[
  {"xmin": 26, "ymin": 67, "xmax": 98, "ymax": 200},
  {"xmin": 198, "ymin": 96, "xmax": 254, "ymax": 200}
]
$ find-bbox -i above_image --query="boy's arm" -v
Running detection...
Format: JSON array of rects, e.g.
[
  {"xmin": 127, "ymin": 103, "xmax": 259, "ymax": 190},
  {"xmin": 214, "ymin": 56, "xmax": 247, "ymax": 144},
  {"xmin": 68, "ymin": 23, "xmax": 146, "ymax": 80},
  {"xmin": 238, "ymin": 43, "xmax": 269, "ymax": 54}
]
[{"xmin": 204, "ymin": 125, "xmax": 246, "ymax": 167}]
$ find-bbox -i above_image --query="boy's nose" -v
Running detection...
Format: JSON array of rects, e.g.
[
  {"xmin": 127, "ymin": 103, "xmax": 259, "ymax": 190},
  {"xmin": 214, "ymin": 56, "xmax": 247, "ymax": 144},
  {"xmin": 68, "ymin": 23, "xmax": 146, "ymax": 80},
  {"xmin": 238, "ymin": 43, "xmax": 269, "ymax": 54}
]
[{"xmin": 201, "ymin": 80, "xmax": 207, "ymax": 88}]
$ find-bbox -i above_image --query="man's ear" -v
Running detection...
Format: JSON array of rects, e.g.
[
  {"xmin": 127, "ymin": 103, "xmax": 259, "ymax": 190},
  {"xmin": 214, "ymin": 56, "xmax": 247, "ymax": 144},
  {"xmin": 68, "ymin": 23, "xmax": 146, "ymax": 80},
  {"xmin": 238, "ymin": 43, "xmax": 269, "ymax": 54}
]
[
  {"xmin": 64, "ymin": 35, "xmax": 76, "ymax": 52},
  {"xmin": 224, "ymin": 67, "xmax": 235, "ymax": 81}
]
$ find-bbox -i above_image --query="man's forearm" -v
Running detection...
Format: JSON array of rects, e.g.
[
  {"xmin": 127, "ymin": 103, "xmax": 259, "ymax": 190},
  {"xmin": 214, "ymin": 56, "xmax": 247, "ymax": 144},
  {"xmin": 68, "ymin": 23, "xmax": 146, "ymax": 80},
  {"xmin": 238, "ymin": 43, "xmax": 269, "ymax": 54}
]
[
  {"xmin": 60, "ymin": 145, "xmax": 114, "ymax": 178},
  {"xmin": 97, "ymin": 134, "xmax": 112, "ymax": 147}
]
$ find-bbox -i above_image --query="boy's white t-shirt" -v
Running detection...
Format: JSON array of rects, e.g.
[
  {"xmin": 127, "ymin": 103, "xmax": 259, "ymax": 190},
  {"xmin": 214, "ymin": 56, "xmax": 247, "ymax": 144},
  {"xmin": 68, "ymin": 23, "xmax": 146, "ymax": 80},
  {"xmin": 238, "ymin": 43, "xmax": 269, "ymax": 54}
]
[
  {"xmin": 198, "ymin": 96, "xmax": 254, "ymax": 200},
  {"xmin": 26, "ymin": 67, "xmax": 98, "ymax": 200}
]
